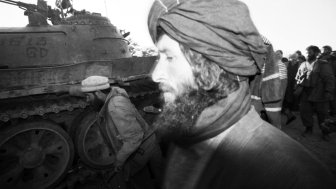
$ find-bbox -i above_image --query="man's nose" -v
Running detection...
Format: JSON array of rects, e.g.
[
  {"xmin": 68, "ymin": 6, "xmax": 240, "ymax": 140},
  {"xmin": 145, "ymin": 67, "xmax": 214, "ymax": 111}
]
[{"xmin": 151, "ymin": 60, "xmax": 166, "ymax": 83}]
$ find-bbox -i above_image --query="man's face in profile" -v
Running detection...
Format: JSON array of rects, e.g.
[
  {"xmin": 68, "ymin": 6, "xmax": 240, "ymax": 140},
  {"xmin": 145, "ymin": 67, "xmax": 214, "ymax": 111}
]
[
  {"xmin": 151, "ymin": 34, "xmax": 232, "ymax": 142},
  {"xmin": 151, "ymin": 34, "xmax": 203, "ymax": 141},
  {"xmin": 322, "ymin": 47, "xmax": 331, "ymax": 55},
  {"xmin": 151, "ymin": 34, "xmax": 197, "ymax": 104}
]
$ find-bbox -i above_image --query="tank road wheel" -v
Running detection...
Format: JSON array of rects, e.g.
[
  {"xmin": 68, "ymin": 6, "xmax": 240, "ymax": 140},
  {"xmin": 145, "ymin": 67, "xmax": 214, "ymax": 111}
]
[
  {"xmin": 74, "ymin": 111, "xmax": 115, "ymax": 169},
  {"xmin": 69, "ymin": 107, "xmax": 96, "ymax": 140},
  {"xmin": 0, "ymin": 121, "xmax": 74, "ymax": 189}
]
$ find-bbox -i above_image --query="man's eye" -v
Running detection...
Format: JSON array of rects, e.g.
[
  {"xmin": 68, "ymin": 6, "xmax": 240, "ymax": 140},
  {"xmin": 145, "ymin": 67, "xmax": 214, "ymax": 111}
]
[{"xmin": 167, "ymin": 56, "xmax": 173, "ymax": 61}]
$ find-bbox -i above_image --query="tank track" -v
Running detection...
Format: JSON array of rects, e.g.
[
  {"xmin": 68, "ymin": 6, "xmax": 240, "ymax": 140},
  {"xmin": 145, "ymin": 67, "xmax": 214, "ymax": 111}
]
[{"xmin": 0, "ymin": 90, "xmax": 159, "ymax": 123}]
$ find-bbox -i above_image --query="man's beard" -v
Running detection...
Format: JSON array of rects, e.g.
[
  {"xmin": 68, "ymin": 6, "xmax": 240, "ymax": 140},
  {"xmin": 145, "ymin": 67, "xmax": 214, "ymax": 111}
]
[
  {"xmin": 307, "ymin": 55, "xmax": 317, "ymax": 62},
  {"xmin": 152, "ymin": 87, "xmax": 224, "ymax": 143}
]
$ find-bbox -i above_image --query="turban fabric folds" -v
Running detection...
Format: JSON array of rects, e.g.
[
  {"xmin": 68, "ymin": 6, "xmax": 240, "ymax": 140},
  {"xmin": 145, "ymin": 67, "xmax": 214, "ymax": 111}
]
[{"xmin": 148, "ymin": 0, "xmax": 268, "ymax": 76}]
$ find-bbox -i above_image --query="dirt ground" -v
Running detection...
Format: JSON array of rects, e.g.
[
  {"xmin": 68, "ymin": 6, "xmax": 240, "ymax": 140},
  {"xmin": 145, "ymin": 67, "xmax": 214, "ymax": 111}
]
[{"xmin": 281, "ymin": 112, "xmax": 336, "ymax": 177}]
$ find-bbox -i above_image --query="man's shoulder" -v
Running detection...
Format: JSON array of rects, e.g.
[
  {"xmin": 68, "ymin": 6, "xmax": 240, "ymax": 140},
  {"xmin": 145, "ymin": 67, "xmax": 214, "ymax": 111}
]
[
  {"xmin": 107, "ymin": 88, "xmax": 133, "ymax": 110},
  {"xmin": 298, "ymin": 61, "xmax": 307, "ymax": 68},
  {"xmin": 317, "ymin": 59, "xmax": 329, "ymax": 64},
  {"xmin": 226, "ymin": 107, "xmax": 276, "ymax": 139},
  {"xmin": 225, "ymin": 107, "xmax": 299, "ymax": 148},
  {"xmin": 316, "ymin": 59, "xmax": 333, "ymax": 71}
]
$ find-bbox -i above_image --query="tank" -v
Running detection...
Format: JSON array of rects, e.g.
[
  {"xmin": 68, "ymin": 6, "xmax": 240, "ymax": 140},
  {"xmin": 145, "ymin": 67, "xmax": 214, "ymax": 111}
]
[{"xmin": 0, "ymin": 1, "xmax": 160, "ymax": 188}]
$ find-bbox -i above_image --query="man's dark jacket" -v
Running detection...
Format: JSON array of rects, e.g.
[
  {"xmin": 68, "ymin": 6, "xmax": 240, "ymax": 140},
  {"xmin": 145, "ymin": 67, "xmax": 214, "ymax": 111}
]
[
  {"xmin": 305, "ymin": 59, "xmax": 335, "ymax": 102},
  {"xmin": 163, "ymin": 108, "xmax": 336, "ymax": 189}
]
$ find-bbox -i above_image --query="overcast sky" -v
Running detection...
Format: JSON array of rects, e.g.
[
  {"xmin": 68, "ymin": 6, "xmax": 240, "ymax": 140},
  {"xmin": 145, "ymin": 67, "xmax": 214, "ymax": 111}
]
[{"xmin": 0, "ymin": 0, "xmax": 335, "ymax": 56}]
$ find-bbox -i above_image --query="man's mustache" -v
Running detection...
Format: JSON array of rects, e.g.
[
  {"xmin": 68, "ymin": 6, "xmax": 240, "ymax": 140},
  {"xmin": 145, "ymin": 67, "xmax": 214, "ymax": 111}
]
[{"xmin": 159, "ymin": 83, "xmax": 175, "ymax": 93}]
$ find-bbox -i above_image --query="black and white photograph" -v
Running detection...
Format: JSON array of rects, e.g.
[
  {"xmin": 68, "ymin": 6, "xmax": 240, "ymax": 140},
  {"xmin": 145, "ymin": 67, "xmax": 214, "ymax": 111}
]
[{"xmin": 0, "ymin": 0, "xmax": 335, "ymax": 188}]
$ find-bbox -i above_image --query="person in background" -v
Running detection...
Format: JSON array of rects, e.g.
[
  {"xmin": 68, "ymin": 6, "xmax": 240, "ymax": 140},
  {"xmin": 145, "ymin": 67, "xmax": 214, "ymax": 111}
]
[
  {"xmin": 319, "ymin": 45, "xmax": 332, "ymax": 61},
  {"xmin": 271, "ymin": 49, "xmax": 288, "ymax": 128},
  {"xmin": 257, "ymin": 49, "xmax": 286, "ymax": 129},
  {"xmin": 295, "ymin": 45, "xmax": 335, "ymax": 140},
  {"xmin": 70, "ymin": 77, "xmax": 163, "ymax": 188},
  {"xmin": 319, "ymin": 46, "xmax": 336, "ymax": 117},
  {"xmin": 329, "ymin": 51, "xmax": 336, "ymax": 117},
  {"xmin": 283, "ymin": 52, "xmax": 301, "ymax": 124},
  {"xmin": 282, "ymin": 57, "xmax": 289, "ymax": 66},
  {"xmin": 296, "ymin": 50, "xmax": 306, "ymax": 62},
  {"xmin": 293, "ymin": 54, "xmax": 307, "ymax": 109},
  {"xmin": 250, "ymin": 37, "xmax": 283, "ymax": 129},
  {"xmin": 147, "ymin": 0, "xmax": 336, "ymax": 188}
]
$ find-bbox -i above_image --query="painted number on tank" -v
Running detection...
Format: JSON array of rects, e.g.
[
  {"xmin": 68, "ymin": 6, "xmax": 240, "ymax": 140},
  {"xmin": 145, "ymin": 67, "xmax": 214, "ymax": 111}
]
[
  {"xmin": 0, "ymin": 36, "xmax": 25, "ymax": 46},
  {"xmin": 26, "ymin": 37, "xmax": 48, "ymax": 58},
  {"xmin": 26, "ymin": 47, "xmax": 48, "ymax": 58}
]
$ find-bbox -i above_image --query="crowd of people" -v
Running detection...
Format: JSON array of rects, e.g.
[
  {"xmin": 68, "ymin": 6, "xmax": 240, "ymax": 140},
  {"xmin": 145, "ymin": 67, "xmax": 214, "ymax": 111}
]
[{"xmin": 276, "ymin": 45, "xmax": 336, "ymax": 140}]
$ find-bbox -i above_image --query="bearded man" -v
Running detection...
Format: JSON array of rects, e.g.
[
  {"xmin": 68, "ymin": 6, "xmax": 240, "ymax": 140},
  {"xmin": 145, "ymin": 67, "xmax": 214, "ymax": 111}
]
[
  {"xmin": 147, "ymin": 0, "xmax": 336, "ymax": 189},
  {"xmin": 295, "ymin": 45, "xmax": 335, "ymax": 140}
]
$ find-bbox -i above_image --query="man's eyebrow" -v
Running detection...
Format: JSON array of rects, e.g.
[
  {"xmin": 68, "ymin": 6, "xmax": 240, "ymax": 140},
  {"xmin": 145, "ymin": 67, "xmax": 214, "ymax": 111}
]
[{"xmin": 158, "ymin": 48, "xmax": 168, "ymax": 53}]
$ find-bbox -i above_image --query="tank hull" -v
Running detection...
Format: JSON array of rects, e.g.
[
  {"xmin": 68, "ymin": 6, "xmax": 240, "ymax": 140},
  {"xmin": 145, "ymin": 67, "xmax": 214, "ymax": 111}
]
[{"xmin": 0, "ymin": 15, "xmax": 131, "ymax": 68}]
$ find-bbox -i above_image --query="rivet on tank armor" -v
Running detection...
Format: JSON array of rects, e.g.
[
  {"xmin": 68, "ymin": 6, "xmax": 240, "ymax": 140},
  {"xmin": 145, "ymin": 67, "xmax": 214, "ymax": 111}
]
[{"xmin": 0, "ymin": 113, "xmax": 10, "ymax": 122}]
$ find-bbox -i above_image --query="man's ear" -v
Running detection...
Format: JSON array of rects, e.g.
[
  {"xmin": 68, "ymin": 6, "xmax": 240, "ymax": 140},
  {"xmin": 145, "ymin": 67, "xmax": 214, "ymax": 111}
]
[{"xmin": 85, "ymin": 93, "xmax": 96, "ymax": 102}]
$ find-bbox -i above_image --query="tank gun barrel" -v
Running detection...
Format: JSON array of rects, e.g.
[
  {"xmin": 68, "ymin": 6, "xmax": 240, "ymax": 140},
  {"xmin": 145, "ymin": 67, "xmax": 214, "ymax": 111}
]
[
  {"xmin": 0, "ymin": 0, "xmax": 64, "ymax": 26},
  {"xmin": 0, "ymin": 0, "xmax": 37, "ymax": 11}
]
